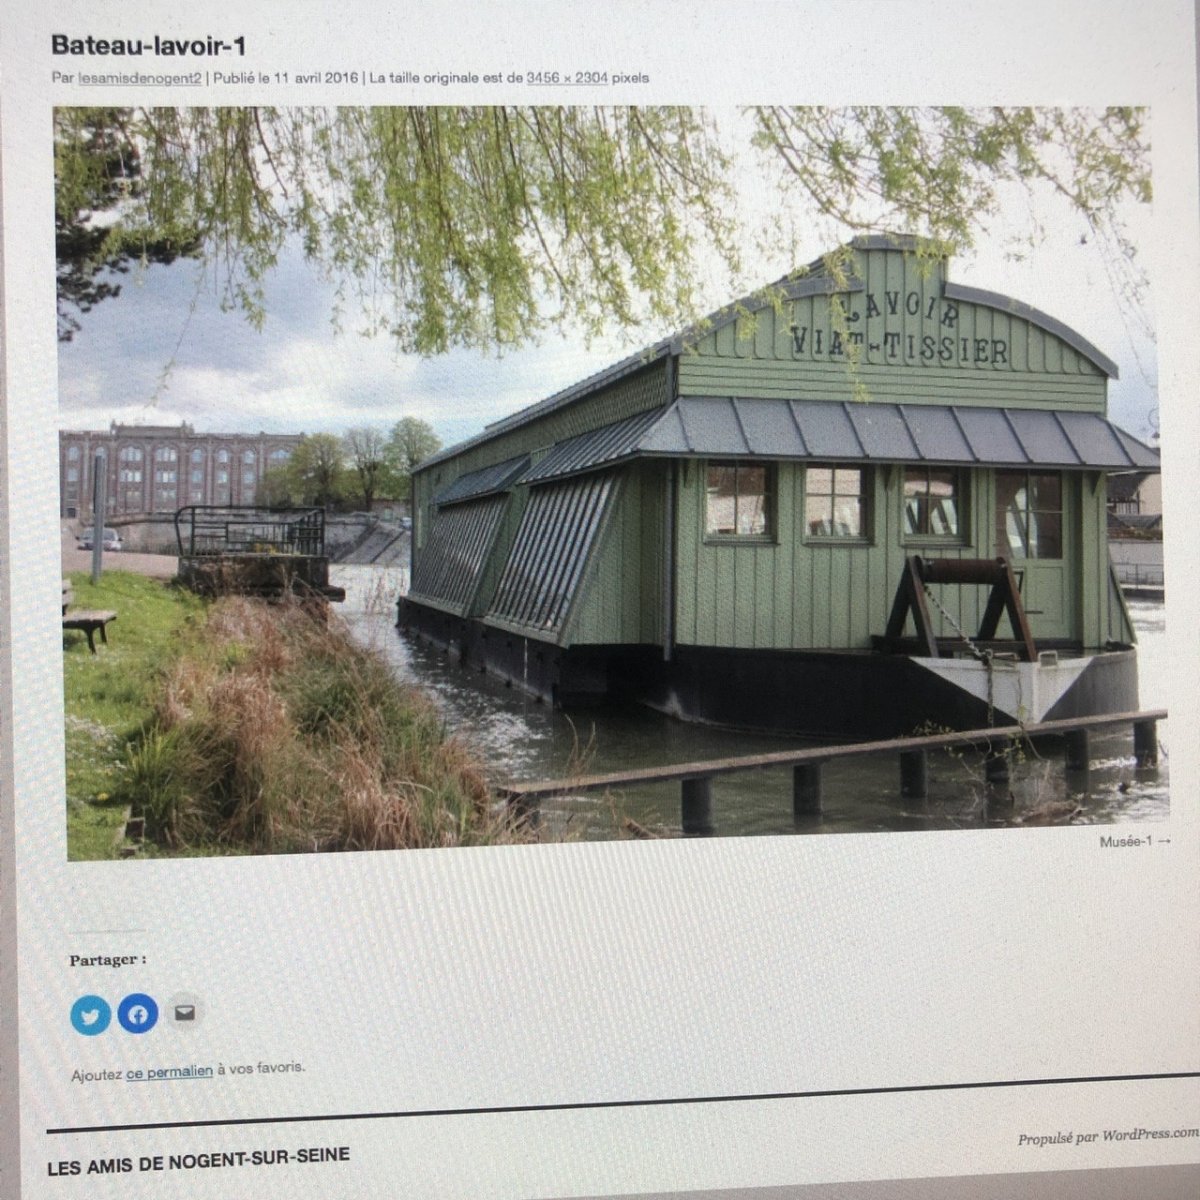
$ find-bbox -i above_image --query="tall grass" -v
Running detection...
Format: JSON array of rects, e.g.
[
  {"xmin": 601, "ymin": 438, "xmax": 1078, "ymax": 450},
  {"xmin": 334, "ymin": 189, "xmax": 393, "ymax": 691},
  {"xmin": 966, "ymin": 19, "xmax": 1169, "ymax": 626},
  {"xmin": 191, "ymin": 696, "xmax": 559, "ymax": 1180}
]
[{"xmin": 125, "ymin": 598, "xmax": 531, "ymax": 854}]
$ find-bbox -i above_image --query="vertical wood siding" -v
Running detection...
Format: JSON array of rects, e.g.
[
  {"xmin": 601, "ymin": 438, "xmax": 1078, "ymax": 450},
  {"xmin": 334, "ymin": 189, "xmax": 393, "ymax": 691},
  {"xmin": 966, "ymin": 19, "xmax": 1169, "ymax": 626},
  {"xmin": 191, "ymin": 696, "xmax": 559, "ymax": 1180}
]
[
  {"xmin": 679, "ymin": 248, "xmax": 1106, "ymax": 411},
  {"xmin": 674, "ymin": 461, "xmax": 1097, "ymax": 652}
]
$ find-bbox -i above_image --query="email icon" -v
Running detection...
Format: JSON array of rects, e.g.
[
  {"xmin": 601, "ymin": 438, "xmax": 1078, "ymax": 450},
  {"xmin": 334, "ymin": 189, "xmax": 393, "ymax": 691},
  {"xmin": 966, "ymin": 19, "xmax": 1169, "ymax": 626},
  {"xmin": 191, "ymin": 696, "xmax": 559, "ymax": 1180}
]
[{"xmin": 173, "ymin": 1004, "xmax": 196, "ymax": 1022}]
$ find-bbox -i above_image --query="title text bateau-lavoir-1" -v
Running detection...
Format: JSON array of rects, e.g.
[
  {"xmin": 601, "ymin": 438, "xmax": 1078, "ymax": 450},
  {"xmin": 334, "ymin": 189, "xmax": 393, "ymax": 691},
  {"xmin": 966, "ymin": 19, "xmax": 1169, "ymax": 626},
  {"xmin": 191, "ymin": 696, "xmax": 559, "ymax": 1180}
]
[
  {"xmin": 51, "ymin": 34, "xmax": 246, "ymax": 58},
  {"xmin": 790, "ymin": 293, "xmax": 1010, "ymax": 364}
]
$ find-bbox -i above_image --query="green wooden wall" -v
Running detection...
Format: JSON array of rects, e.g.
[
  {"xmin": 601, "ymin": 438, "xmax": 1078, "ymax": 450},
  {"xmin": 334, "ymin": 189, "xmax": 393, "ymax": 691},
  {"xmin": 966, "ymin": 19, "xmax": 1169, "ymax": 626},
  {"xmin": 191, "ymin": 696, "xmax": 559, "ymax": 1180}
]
[
  {"xmin": 679, "ymin": 247, "xmax": 1107, "ymax": 412},
  {"xmin": 672, "ymin": 463, "xmax": 1117, "ymax": 654},
  {"xmin": 414, "ymin": 361, "xmax": 670, "ymax": 551},
  {"xmin": 566, "ymin": 461, "xmax": 664, "ymax": 646}
]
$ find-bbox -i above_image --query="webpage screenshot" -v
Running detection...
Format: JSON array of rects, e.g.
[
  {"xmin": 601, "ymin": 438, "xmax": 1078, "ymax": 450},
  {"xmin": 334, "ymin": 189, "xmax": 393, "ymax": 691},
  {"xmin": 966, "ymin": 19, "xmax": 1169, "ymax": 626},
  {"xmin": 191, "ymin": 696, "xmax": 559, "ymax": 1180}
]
[{"xmin": 2, "ymin": 3, "xmax": 1199, "ymax": 1197}]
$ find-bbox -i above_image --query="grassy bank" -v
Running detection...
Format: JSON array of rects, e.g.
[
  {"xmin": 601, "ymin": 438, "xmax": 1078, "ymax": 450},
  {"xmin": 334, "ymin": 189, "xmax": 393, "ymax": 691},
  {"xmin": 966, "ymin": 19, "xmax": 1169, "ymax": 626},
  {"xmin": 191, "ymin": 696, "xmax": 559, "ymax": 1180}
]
[
  {"xmin": 64, "ymin": 571, "xmax": 206, "ymax": 859},
  {"xmin": 66, "ymin": 576, "xmax": 528, "ymax": 857}
]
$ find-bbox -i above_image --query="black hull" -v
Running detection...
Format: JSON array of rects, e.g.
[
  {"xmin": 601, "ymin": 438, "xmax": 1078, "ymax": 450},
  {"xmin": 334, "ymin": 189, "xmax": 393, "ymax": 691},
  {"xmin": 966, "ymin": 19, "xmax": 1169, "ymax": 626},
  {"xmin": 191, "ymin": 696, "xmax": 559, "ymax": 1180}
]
[{"xmin": 397, "ymin": 599, "xmax": 1138, "ymax": 739}]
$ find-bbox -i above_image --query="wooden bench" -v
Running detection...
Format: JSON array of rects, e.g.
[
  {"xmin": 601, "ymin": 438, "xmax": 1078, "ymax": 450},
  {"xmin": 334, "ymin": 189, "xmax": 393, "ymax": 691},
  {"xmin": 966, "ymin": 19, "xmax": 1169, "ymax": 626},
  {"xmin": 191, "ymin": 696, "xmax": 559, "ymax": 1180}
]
[{"xmin": 62, "ymin": 610, "xmax": 117, "ymax": 654}]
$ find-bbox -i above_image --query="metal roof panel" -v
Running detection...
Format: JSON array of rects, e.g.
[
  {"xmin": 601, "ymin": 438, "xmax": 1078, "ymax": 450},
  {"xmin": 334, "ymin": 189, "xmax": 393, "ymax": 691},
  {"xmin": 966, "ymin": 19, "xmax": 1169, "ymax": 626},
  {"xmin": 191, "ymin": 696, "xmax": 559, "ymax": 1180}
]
[
  {"xmin": 523, "ymin": 409, "xmax": 663, "ymax": 482},
  {"xmin": 789, "ymin": 401, "xmax": 863, "ymax": 459},
  {"xmin": 434, "ymin": 455, "xmax": 530, "ymax": 506},
  {"xmin": 898, "ymin": 405, "xmax": 975, "ymax": 462},
  {"xmin": 1004, "ymin": 409, "xmax": 1081, "ymax": 466},
  {"xmin": 1056, "ymin": 410, "xmax": 1135, "ymax": 467},
  {"xmin": 732, "ymin": 397, "xmax": 808, "ymax": 457},
  {"xmin": 953, "ymin": 408, "xmax": 1029, "ymax": 464},
  {"xmin": 846, "ymin": 403, "xmax": 920, "ymax": 460},
  {"xmin": 678, "ymin": 396, "xmax": 749, "ymax": 456}
]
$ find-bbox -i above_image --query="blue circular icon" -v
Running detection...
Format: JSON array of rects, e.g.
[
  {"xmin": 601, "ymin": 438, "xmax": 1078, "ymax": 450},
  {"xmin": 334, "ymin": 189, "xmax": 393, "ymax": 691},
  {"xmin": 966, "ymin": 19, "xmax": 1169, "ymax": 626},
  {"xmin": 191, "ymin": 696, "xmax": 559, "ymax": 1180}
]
[
  {"xmin": 71, "ymin": 995, "xmax": 112, "ymax": 1036},
  {"xmin": 117, "ymin": 993, "xmax": 159, "ymax": 1034}
]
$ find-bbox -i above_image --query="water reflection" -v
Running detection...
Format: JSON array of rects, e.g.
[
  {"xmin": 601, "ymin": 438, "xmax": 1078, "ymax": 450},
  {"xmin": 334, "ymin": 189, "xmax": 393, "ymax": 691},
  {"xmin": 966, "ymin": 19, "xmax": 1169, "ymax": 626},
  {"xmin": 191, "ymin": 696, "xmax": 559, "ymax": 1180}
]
[{"xmin": 335, "ymin": 567, "xmax": 1169, "ymax": 839}]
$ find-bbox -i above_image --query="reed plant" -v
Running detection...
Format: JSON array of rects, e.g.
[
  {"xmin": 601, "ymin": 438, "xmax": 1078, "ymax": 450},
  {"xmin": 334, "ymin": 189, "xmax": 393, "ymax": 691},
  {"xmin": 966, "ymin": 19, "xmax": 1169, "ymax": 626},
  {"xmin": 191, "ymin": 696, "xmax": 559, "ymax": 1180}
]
[{"xmin": 125, "ymin": 597, "xmax": 531, "ymax": 854}]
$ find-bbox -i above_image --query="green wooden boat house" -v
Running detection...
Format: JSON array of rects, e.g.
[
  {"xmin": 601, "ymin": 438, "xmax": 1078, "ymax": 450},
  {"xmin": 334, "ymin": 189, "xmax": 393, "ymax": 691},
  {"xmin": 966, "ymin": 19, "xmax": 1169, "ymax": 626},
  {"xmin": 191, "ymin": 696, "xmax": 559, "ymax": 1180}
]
[{"xmin": 401, "ymin": 236, "xmax": 1159, "ymax": 737}]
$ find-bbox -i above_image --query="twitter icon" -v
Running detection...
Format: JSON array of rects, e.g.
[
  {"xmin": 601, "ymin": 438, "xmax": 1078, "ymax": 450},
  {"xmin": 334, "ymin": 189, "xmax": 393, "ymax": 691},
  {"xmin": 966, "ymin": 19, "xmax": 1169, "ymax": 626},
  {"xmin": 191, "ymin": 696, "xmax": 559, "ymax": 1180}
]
[{"xmin": 71, "ymin": 995, "xmax": 112, "ymax": 1036}]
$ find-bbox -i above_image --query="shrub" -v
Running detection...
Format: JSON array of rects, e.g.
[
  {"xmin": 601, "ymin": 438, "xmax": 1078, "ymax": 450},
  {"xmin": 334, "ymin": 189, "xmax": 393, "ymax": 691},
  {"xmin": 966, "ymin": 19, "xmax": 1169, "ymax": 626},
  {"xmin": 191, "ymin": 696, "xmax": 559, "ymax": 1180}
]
[{"xmin": 122, "ymin": 597, "xmax": 524, "ymax": 854}]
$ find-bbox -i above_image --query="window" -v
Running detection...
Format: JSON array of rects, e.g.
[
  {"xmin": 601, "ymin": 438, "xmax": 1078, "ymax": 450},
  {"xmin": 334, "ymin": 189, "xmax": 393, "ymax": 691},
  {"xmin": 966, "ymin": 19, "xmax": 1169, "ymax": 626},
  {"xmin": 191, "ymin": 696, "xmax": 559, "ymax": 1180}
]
[
  {"xmin": 903, "ymin": 467, "xmax": 963, "ymax": 538},
  {"xmin": 804, "ymin": 465, "xmax": 869, "ymax": 538},
  {"xmin": 996, "ymin": 471, "xmax": 1062, "ymax": 559},
  {"xmin": 242, "ymin": 468, "xmax": 256, "ymax": 487},
  {"xmin": 191, "ymin": 448, "xmax": 205, "ymax": 464},
  {"xmin": 119, "ymin": 446, "xmax": 143, "ymax": 463},
  {"xmin": 65, "ymin": 466, "xmax": 79, "ymax": 483},
  {"xmin": 191, "ymin": 469, "xmax": 204, "ymax": 484},
  {"xmin": 243, "ymin": 450, "xmax": 256, "ymax": 465},
  {"xmin": 217, "ymin": 450, "xmax": 230, "ymax": 464},
  {"xmin": 155, "ymin": 446, "xmax": 177, "ymax": 463},
  {"xmin": 705, "ymin": 462, "xmax": 772, "ymax": 538},
  {"xmin": 66, "ymin": 445, "xmax": 81, "ymax": 461}
]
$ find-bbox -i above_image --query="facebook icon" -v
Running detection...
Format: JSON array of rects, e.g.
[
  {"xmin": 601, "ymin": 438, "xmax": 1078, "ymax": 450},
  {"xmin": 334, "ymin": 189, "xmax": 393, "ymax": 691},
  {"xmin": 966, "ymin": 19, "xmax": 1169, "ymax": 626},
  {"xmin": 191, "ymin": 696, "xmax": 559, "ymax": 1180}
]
[{"xmin": 117, "ymin": 993, "xmax": 159, "ymax": 1034}]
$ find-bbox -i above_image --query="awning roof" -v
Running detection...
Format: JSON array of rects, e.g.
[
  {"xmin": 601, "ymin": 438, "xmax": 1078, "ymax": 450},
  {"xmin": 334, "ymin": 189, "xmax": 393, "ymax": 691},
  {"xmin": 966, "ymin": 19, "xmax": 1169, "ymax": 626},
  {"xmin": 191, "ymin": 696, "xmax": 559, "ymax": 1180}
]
[
  {"xmin": 457, "ymin": 399, "xmax": 1158, "ymax": 490},
  {"xmin": 434, "ymin": 454, "xmax": 530, "ymax": 505},
  {"xmin": 630, "ymin": 398, "xmax": 1158, "ymax": 472}
]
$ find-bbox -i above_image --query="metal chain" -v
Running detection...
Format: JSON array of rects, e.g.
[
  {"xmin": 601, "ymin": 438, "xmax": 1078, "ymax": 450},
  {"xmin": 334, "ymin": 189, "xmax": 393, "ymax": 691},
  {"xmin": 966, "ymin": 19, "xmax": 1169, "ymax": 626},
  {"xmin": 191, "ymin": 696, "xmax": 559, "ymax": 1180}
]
[{"xmin": 921, "ymin": 581, "xmax": 996, "ymax": 725}]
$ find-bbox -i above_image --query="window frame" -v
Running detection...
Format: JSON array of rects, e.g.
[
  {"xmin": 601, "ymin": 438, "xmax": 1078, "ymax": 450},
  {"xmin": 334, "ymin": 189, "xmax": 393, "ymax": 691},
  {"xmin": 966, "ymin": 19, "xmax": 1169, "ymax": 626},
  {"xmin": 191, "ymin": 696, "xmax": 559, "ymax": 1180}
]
[
  {"xmin": 802, "ymin": 463, "xmax": 873, "ymax": 544},
  {"xmin": 702, "ymin": 460, "xmax": 776, "ymax": 544},
  {"xmin": 901, "ymin": 466, "xmax": 968, "ymax": 545},
  {"xmin": 995, "ymin": 469, "xmax": 1064, "ymax": 561}
]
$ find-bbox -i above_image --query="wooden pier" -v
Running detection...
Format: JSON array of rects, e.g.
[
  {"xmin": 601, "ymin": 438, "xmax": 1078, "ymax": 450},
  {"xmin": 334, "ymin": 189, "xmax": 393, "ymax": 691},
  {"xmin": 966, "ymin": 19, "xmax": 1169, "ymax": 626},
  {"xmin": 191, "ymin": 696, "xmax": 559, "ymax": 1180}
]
[{"xmin": 498, "ymin": 709, "xmax": 1165, "ymax": 835}]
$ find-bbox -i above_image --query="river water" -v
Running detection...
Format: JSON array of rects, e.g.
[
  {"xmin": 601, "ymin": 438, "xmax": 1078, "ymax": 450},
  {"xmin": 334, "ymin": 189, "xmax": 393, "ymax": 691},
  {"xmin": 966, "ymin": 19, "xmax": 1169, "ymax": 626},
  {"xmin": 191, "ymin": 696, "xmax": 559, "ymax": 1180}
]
[{"xmin": 333, "ymin": 565, "xmax": 1169, "ymax": 839}]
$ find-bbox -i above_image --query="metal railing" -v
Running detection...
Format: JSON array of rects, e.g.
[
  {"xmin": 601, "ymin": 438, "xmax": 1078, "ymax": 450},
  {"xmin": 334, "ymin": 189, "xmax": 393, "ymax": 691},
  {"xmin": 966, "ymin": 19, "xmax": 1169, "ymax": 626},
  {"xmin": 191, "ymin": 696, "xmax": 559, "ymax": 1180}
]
[
  {"xmin": 1111, "ymin": 562, "xmax": 1164, "ymax": 589},
  {"xmin": 173, "ymin": 505, "xmax": 326, "ymax": 559}
]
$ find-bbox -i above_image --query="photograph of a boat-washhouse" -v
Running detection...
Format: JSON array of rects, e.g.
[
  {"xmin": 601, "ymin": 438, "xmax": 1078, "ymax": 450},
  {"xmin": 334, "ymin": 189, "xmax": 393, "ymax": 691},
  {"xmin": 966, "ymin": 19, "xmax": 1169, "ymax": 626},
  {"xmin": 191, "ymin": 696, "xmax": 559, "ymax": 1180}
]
[{"xmin": 400, "ymin": 236, "xmax": 1165, "ymax": 832}]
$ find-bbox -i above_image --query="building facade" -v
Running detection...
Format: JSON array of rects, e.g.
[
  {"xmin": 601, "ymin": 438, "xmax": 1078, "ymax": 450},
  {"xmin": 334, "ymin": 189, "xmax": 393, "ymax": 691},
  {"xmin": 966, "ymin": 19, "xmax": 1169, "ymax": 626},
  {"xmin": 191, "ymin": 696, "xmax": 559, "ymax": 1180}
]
[
  {"xmin": 402, "ymin": 236, "xmax": 1160, "ymax": 738},
  {"xmin": 59, "ymin": 424, "xmax": 304, "ymax": 519}
]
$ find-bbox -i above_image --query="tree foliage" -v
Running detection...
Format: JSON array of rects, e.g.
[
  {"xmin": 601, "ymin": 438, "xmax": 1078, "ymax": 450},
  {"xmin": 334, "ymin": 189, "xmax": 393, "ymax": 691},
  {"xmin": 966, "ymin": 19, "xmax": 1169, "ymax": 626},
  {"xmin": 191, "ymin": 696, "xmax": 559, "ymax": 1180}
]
[
  {"xmin": 386, "ymin": 416, "xmax": 442, "ymax": 476},
  {"xmin": 54, "ymin": 106, "xmax": 739, "ymax": 351},
  {"xmin": 54, "ymin": 108, "xmax": 199, "ymax": 341},
  {"xmin": 54, "ymin": 105, "xmax": 1151, "ymax": 348},
  {"xmin": 272, "ymin": 433, "xmax": 346, "ymax": 510},
  {"xmin": 343, "ymin": 426, "xmax": 399, "ymax": 509}
]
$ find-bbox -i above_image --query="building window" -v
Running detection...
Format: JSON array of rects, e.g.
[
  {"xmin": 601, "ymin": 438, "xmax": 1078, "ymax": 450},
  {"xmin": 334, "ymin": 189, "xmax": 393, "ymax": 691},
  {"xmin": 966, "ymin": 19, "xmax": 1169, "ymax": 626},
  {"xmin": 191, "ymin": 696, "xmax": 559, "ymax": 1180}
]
[
  {"xmin": 119, "ymin": 446, "xmax": 143, "ymax": 463},
  {"xmin": 242, "ymin": 469, "xmax": 256, "ymax": 487},
  {"xmin": 269, "ymin": 448, "xmax": 290, "ymax": 464},
  {"xmin": 903, "ymin": 467, "xmax": 963, "ymax": 539},
  {"xmin": 191, "ymin": 448, "xmax": 205, "ymax": 464},
  {"xmin": 217, "ymin": 450, "xmax": 230, "ymax": 464},
  {"xmin": 190, "ymin": 468, "xmax": 204, "ymax": 484},
  {"xmin": 155, "ymin": 468, "xmax": 177, "ymax": 484},
  {"xmin": 155, "ymin": 447, "xmax": 178, "ymax": 463},
  {"xmin": 217, "ymin": 469, "xmax": 229, "ymax": 485},
  {"xmin": 65, "ymin": 466, "xmax": 79, "ymax": 483},
  {"xmin": 67, "ymin": 445, "xmax": 81, "ymax": 461},
  {"xmin": 705, "ymin": 462, "xmax": 772, "ymax": 539},
  {"xmin": 996, "ymin": 471, "xmax": 1062, "ymax": 559},
  {"xmin": 804, "ymin": 465, "xmax": 869, "ymax": 539},
  {"xmin": 242, "ymin": 450, "xmax": 256, "ymax": 465}
]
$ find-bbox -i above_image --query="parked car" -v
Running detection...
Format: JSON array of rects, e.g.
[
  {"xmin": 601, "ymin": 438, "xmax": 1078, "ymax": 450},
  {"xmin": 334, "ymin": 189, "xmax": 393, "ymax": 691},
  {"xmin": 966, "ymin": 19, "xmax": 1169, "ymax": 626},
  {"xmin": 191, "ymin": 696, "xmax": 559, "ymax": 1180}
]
[{"xmin": 77, "ymin": 528, "xmax": 122, "ymax": 552}]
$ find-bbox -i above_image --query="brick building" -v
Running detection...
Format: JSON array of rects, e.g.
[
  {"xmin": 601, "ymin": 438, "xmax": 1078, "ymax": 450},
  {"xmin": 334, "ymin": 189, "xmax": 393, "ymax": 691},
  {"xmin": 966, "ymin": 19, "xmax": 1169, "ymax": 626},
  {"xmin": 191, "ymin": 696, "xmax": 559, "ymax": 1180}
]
[{"xmin": 59, "ymin": 423, "xmax": 304, "ymax": 519}]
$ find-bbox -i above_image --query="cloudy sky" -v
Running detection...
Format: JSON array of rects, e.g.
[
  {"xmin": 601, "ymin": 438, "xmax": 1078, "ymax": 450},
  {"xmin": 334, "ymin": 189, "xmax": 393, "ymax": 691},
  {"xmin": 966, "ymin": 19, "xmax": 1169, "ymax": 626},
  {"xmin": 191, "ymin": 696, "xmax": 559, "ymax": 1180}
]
[{"xmin": 56, "ymin": 120, "xmax": 1160, "ymax": 452}]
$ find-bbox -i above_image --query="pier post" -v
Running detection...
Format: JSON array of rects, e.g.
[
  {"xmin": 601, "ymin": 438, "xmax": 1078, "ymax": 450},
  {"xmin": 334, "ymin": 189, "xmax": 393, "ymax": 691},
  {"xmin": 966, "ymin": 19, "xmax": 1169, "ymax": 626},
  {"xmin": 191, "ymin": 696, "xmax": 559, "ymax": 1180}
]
[
  {"xmin": 793, "ymin": 763, "xmax": 823, "ymax": 818},
  {"xmin": 984, "ymin": 741, "xmax": 1010, "ymax": 784},
  {"xmin": 1064, "ymin": 728, "xmax": 1090, "ymax": 772},
  {"xmin": 899, "ymin": 750, "xmax": 928, "ymax": 799},
  {"xmin": 1134, "ymin": 720, "xmax": 1158, "ymax": 768},
  {"xmin": 681, "ymin": 776, "xmax": 714, "ymax": 835}
]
